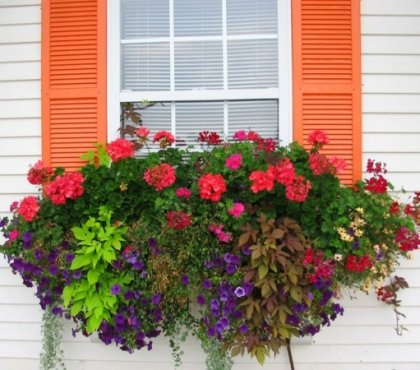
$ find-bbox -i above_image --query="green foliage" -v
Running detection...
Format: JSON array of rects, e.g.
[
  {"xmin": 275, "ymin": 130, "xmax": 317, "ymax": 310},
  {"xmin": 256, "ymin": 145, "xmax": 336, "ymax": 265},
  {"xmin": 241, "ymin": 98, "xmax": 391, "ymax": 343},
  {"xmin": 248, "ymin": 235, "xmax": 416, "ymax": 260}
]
[
  {"xmin": 63, "ymin": 207, "xmax": 131, "ymax": 333},
  {"xmin": 40, "ymin": 308, "xmax": 66, "ymax": 370}
]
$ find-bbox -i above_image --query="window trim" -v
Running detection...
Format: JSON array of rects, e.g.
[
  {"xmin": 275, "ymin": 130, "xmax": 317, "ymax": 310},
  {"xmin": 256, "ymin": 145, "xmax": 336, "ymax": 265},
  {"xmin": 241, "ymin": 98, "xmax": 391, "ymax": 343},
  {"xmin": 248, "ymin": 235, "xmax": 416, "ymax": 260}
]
[{"xmin": 107, "ymin": 0, "xmax": 292, "ymax": 144}]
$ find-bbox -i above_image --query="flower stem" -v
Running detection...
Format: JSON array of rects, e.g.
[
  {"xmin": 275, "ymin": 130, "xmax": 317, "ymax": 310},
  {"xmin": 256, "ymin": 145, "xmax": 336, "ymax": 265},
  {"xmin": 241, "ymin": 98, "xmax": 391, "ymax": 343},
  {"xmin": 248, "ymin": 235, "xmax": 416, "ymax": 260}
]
[{"xmin": 286, "ymin": 339, "xmax": 295, "ymax": 370}]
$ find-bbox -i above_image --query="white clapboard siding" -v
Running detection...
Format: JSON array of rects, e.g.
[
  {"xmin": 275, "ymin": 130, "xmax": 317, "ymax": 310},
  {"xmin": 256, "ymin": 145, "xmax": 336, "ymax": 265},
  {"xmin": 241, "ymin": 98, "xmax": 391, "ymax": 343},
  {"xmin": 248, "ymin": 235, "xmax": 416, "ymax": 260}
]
[{"xmin": 0, "ymin": 0, "xmax": 419, "ymax": 369}]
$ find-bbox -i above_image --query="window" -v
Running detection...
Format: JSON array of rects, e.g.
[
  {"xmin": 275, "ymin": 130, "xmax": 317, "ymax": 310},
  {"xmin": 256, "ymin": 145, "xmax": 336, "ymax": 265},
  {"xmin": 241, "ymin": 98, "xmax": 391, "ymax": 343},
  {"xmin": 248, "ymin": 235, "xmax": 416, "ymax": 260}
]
[{"xmin": 108, "ymin": 0, "xmax": 292, "ymax": 147}]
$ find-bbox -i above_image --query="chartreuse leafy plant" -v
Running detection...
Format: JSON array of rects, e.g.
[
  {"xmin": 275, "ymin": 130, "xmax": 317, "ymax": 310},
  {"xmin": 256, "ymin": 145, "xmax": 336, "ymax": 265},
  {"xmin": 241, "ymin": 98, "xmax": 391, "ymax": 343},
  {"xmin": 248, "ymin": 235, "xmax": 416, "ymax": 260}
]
[
  {"xmin": 0, "ymin": 125, "xmax": 418, "ymax": 370},
  {"xmin": 63, "ymin": 206, "xmax": 131, "ymax": 333}
]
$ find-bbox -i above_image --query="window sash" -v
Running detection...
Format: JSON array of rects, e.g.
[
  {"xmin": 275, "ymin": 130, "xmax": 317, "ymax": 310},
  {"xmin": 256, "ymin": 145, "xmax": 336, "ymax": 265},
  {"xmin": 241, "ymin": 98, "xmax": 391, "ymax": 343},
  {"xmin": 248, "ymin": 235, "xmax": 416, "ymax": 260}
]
[{"xmin": 108, "ymin": 0, "xmax": 293, "ymax": 145}]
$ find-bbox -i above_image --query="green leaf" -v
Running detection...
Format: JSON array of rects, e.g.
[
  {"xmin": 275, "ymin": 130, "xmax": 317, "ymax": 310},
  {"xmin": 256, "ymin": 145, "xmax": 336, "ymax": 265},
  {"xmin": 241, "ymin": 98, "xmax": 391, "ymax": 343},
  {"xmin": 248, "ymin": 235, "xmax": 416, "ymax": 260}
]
[
  {"xmin": 97, "ymin": 144, "xmax": 111, "ymax": 167},
  {"xmin": 258, "ymin": 264, "xmax": 269, "ymax": 280},
  {"xmin": 72, "ymin": 226, "xmax": 86, "ymax": 241},
  {"xmin": 70, "ymin": 301, "xmax": 83, "ymax": 316},
  {"xmin": 80, "ymin": 150, "xmax": 95, "ymax": 164},
  {"xmin": 62, "ymin": 285, "xmax": 74, "ymax": 307},
  {"xmin": 86, "ymin": 313, "xmax": 103, "ymax": 334},
  {"xmin": 103, "ymin": 249, "xmax": 116, "ymax": 264},
  {"xmin": 87, "ymin": 269, "xmax": 100, "ymax": 285},
  {"xmin": 71, "ymin": 254, "xmax": 91, "ymax": 270},
  {"xmin": 255, "ymin": 347, "xmax": 266, "ymax": 365}
]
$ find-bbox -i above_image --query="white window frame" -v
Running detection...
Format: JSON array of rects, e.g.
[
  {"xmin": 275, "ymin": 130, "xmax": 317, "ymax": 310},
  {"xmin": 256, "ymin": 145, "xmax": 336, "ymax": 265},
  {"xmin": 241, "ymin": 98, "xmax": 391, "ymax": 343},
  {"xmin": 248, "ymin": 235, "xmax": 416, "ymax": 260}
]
[{"xmin": 107, "ymin": 0, "xmax": 293, "ymax": 144}]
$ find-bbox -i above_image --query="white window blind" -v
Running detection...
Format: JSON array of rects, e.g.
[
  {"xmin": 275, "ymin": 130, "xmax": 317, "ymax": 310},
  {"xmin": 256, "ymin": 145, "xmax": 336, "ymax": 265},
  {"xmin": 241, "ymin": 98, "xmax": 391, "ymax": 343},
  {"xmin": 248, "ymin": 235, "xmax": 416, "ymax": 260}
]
[{"xmin": 117, "ymin": 0, "xmax": 288, "ymax": 145}]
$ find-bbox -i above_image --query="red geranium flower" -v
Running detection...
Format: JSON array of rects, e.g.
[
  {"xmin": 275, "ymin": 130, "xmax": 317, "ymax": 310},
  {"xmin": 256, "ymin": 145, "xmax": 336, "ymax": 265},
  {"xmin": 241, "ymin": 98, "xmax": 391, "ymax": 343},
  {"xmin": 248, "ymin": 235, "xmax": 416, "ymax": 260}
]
[
  {"xmin": 27, "ymin": 160, "xmax": 53, "ymax": 185},
  {"xmin": 166, "ymin": 211, "xmax": 192, "ymax": 229},
  {"xmin": 107, "ymin": 138, "xmax": 135, "ymax": 162},
  {"xmin": 198, "ymin": 173, "xmax": 227, "ymax": 202},
  {"xmin": 17, "ymin": 196, "xmax": 40, "ymax": 222},
  {"xmin": 153, "ymin": 130, "xmax": 175, "ymax": 148},
  {"xmin": 285, "ymin": 176, "xmax": 311, "ymax": 202},
  {"xmin": 365, "ymin": 175, "xmax": 387, "ymax": 194},
  {"xmin": 345, "ymin": 255, "xmax": 373, "ymax": 272},
  {"xmin": 135, "ymin": 127, "xmax": 150, "ymax": 139},
  {"xmin": 249, "ymin": 168, "xmax": 276, "ymax": 193},
  {"xmin": 198, "ymin": 131, "xmax": 222, "ymax": 145},
  {"xmin": 274, "ymin": 159, "xmax": 295, "ymax": 186},
  {"xmin": 46, "ymin": 172, "xmax": 84, "ymax": 205},
  {"xmin": 144, "ymin": 163, "xmax": 176, "ymax": 191},
  {"xmin": 308, "ymin": 130, "xmax": 329, "ymax": 147}
]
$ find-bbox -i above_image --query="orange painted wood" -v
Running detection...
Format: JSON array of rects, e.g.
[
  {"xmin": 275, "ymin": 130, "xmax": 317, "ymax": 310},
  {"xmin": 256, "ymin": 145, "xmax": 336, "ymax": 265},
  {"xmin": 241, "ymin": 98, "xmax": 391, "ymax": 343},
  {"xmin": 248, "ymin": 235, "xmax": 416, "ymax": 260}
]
[
  {"xmin": 41, "ymin": 0, "xmax": 107, "ymax": 171},
  {"xmin": 292, "ymin": 0, "xmax": 362, "ymax": 185}
]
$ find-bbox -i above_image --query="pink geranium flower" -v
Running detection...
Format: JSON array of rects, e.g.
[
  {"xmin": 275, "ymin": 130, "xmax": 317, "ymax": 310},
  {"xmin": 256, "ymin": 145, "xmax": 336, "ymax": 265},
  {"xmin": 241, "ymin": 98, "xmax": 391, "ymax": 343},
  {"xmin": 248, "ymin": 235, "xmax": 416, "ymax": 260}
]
[
  {"xmin": 228, "ymin": 203, "xmax": 245, "ymax": 218},
  {"xmin": 17, "ymin": 196, "xmax": 40, "ymax": 222},
  {"xmin": 225, "ymin": 154, "xmax": 242, "ymax": 170}
]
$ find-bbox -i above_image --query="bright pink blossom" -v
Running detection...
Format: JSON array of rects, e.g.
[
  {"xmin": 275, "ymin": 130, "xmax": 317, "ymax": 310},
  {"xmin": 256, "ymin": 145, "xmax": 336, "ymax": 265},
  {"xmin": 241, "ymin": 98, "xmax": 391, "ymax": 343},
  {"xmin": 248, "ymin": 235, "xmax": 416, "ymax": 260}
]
[
  {"xmin": 309, "ymin": 153, "xmax": 331, "ymax": 175},
  {"xmin": 228, "ymin": 203, "xmax": 245, "ymax": 218},
  {"xmin": 308, "ymin": 130, "xmax": 329, "ymax": 147},
  {"xmin": 107, "ymin": 138, "xmax": 135, "ymax": 162},
  {"xmin": 247, "ymin": 130, "xmax": 261, "ymax": 142},
  {"xmin": 9, "ymin": 201, "xmax": 18, "ymax": 212},
  {"xmin": 285, "ymin": 176, "xmax": 311, "ymax": 202},
  {"xmin": 198, "ymin": 173, "xmax": 227, "ymax": 202},
  {"xmin": 209, "ymin": 224, "xmax": 232, "ymax": 243},
  {"xmin": 144, "ymin": 163, "xmax": 176, "ymax": 191},
  {"xmin": 233, "ymin": 130, "xmax": 247, "ymax": 141},
  {"xmin": 9, "ymin": 230, "xmax": 19, "ymax": 241},
  {"xmin": 46, "ymin": 172, "xmax": 84, "ymax": 205},
  {"xmin": 225, "ymin": 154, "xmax": 242, "ymax": 170},
  {"xmin": 17, "ymin": 196, "xmax": 40, "ymax": 222},
  {"xmin": 175, "ymin": 187, "xmax": 192, "ymax": 199}
]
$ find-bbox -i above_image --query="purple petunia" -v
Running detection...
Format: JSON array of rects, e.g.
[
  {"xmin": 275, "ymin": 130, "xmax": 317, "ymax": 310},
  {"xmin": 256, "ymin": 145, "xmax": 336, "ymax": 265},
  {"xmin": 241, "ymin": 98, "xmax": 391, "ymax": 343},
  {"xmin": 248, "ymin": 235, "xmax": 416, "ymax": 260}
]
[
  {"xmin": 197, "ymin": 295, "xmax": 206, "ymax": 305},
  {"xmin": 180, "ymin": 275, "xmax": 190, "ymax": 286},
  {"xmin": 234, "ymin": 286, "xmax": 245, "ymax": 298},
  {"xmin": 110, "ymin": 284, "xmax": 122, "ymax": 296}
]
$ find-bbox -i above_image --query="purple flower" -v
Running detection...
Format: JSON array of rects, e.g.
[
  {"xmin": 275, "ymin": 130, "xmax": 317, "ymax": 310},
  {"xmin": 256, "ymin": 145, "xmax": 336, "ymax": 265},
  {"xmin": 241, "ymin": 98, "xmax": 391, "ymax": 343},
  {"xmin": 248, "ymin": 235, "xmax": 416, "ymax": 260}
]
[
  {"xmin": 226, "ymin": 264, "xmax": 237, "ymax": 275},
  {"xmin": 202, "ymin": 279, "xmax": 212, "ymax": 290},
  {"xmin": 110, "ymin": 284, "xmax": 122, "ymax": 296},
  {"xmin": 49, "ymin": 266, "xmax": 59, "ymax": 275},
  {"xmin": 286, "ymin": 314, "xmax": 300, "ymax": 326},
  {"xmin": 197, "ymin": 295, "xmax": 206, "ymax": 305},
  {"xmin": 239, "ymin": 324, "xmax": 248, "ymax": 334},
  {"xmin": 65, "ymin": 253, "xmax": 75, "ymax": 264},
  {"xmin": 52, "ymin": 307, "xmax": 63, "ymax": 316},
  {"xmin": 73, "ymin": 270, "xmax": 82, "ymax": 280},
  {"xmin": 332, "ymin": 303, "xmax": 344, "ymax": 315},
  {"xmin": 216, "ymin": 316, "xmax": 230, "ymax": 333},
  {"xmin": 124, "ymin": 290, "xmax": 135, "ymax": 300},
  {"xmin": 353, "ymin": 240, "xmax": 360, "ymax": 250},
  {"xmin": 180, "ymin": 275, "xmax": 190, "ymax": 286},
  {"xmin": 0, "ymin": 217, "xmax": 8, "ymax": 228},
  {"xmin": 205, "ymin": 260, "xmax": 214, "ymax": 269},
  {"xmin": 207, "ymin": 326, "xmax": 216, "ymax": 337},
  {"xmin": 34, "ymin": 249, "xmax": 44, "ymax": 260},
  {"xmin": 234, "ymin": 286, "xmax": 245, "ymax": 298},
  {"xmin": 152, "ymin": 293, "xmax": 161, "ymax": 305},
  {"xmin": 243, "ymin": 282, "xmax": 253, "ymax": 295},
  {"xmin": 242, "ymin": 247, "xmax": 251, "ymax": 256},
  {"xmin": 113, "ymin": 260, "xmax": 122, "ymax": 269},
  {"xmin": 114, "ymin": 313, "xmax": 126, "ymax": 325},
  {"xmin": 133, "ymin": 261, "xmax": 145, "ymax": 271}
]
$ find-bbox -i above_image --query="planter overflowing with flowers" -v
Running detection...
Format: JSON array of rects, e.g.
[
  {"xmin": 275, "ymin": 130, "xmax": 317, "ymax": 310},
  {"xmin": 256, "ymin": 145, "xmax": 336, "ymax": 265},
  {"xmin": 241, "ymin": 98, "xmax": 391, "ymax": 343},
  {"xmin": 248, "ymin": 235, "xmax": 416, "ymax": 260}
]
[{"xmin": 1, "ymin": 127, "xmax": 419, "ymax": 368}]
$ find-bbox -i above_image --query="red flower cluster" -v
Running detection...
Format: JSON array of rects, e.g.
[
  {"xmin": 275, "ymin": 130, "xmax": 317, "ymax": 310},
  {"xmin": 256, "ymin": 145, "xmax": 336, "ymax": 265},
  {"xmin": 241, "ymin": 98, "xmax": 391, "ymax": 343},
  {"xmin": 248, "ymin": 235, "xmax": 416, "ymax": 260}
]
[
  {"xmin": 376, "ymin": 286, "xmax": 396, "ymax": 303},
  {"xmin": 197, "ymin": 131, "xmax": 222, "ymax": 145},
  {"xmin": 389, "ymin": 201, "xmax": 400, "ymax": 215},
  {"xmin": 17, "ymin": 196, "xmax": 40, "ymax": 222},
  {"xmin": 135, "ymin": 127, "xmax": 150, "ymax": 139},
  {"xmin": 175, "ymin": 187, "xmax": 192, "ymax": 199},
  {"xmin": 308, "ymin": 130, "xmax": 329, "ymax": 147},
  {"xmin": 255, "ymin": 138, "xmax": 276, "ymax": 153},
  {"xmin": 144, "ymin": 163, "xmax": 176, "ymax": 191},
  {"xmin": 166, "ymin": 211, "xmax": 191, "ymax": 230},
  {"xmin": 27, "ymin": 160, "xmax": 53, "ymax": 185},
  {"xmin": 365, "ymin": 175, "xmax": 388, "ymax": 194},
  {"xmin": 249, "ymin": 168, "xmax": 275, "ymax": 193},
  {"xmin": 303, "ymin": 249, "xmax": 334, "ymax": 283},
  {"xmin": 345, "ymin": 255, "xmax": 372, "ymax": 272},
  {"xmin": 249, "ymin": 159, "xmax": 311, "ymax": 202},
  {"xmin": 46, "ymin": 172, "xmax": 84, "ymax": 205},
  {"xmin": 309, "ymin": 153, "xmax": 347, "ymax": 176},
  {"xmin": 395, "ymin": 227, "xmax": 419, "ymax": 251},
  {"xmin": 107, "ymin": 138, "xmax": 135, "ymax": 162},
  {"xmin": 274, "ymin": 159, "xmax": 296, "ymax": 186},
  {"xmin": 285, "ymin": 176, "xmax": 312, "ymax": 202},
  {"xmin": 366, "ymin": 159, "xmax": 387, "ymax": 174},
  {"xmin": 198, "ymin": 173, "xmax": 227, "ymax": 202},
  {"xmin": 153, "ymin": 130, "xmax": 175, "ymax": 148}
]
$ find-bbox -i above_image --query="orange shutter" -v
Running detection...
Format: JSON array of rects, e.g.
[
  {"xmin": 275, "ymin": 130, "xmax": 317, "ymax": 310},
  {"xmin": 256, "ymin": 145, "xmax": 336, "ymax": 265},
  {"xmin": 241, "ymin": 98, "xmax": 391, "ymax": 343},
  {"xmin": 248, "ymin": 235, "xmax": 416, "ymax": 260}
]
[
  {"xmin": 41, "ymin": 0, "xmax": 107, "ymax": 171},
  {"xmin": 292, "ymin": 0, "xmax": 362, "ymax": 185}
]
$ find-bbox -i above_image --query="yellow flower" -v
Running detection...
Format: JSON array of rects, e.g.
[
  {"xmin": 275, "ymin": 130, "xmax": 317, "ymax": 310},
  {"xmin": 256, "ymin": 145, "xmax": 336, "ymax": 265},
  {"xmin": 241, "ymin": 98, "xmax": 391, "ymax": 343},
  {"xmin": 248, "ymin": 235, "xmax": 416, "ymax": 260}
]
[
  {"xmin": 356, "ymin": 207, "xmax": 365, "ymax": 214},
  {"xmin": 355, "ymin": 229, "xmax": 364, "ymax": 237}
]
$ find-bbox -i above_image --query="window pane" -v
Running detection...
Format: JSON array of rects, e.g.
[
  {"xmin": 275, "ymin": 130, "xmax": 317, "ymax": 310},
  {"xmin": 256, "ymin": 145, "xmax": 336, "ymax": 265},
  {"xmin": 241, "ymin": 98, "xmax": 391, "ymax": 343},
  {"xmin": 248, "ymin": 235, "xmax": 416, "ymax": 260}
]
[
  {"xmin": 227, "ymin": 0, "xmax": 277, "ymax": 35},
  {"xmin": 121, "ymin": 0, "xmax": 169, "ymax": 39},
  {"xmin": 228, "ymin": 100, "xmax": 278, "ymax": 140},
  {"xmin": 176, "ymin": 101, "xmax": 224, "ymax": 147},
  {"xmin": 228, "ymin": 39, "xmax": 278, "ymax": 89},
  {"xmin": 175, "ymin": 41, "xmax": 223, "ymax": 90},
  {"xmin": 122, "ymin": 43, "xmax": 170, "ymax": 91},
  {"xmin": 174, "ymin": 0, "xmax": 222, "ymax": 36}
]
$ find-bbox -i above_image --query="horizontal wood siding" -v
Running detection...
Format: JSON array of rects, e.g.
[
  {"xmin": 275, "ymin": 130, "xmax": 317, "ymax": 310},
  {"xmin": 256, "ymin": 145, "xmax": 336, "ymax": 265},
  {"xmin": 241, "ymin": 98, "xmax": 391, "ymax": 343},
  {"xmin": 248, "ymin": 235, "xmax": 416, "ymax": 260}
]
[{"xmin": 0, "ymin": 0, "xmax": 419, "ymax": 369}]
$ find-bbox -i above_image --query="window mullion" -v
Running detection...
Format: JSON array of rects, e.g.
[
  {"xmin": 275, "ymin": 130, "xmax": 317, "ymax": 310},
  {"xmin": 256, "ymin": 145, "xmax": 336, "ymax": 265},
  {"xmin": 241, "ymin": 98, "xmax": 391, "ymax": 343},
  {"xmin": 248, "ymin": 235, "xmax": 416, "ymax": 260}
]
[
  {"xmin": 222, "ymin": 0, "xmax": 228, "ymax": 140},
  {"xmin": 169, "ymin": 0, "xmax": 176, "ymax": 139}
]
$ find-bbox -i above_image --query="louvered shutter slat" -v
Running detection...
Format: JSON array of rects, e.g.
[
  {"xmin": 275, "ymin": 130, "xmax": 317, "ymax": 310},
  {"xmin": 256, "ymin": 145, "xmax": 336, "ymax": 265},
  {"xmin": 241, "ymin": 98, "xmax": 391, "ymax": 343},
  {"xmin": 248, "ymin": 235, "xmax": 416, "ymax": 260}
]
[
  {"xmin": 42, "ymin": 0, "xmax": 107, "ymax": 171},
  {"xmin": 292, "ymin": 0, "xmax": 362, "ymax": 185}
]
